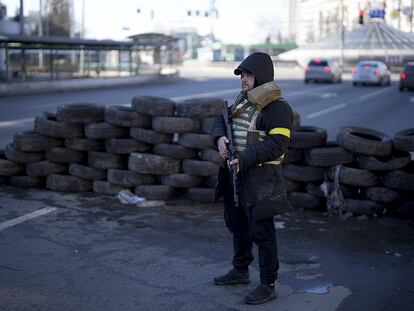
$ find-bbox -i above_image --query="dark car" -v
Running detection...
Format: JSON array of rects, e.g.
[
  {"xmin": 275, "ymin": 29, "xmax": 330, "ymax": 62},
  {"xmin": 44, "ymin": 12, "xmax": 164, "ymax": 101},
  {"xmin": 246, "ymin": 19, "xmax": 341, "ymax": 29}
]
[{"xmin": 399, "ymin": 62, "xmax": 414, "ymax": 91}]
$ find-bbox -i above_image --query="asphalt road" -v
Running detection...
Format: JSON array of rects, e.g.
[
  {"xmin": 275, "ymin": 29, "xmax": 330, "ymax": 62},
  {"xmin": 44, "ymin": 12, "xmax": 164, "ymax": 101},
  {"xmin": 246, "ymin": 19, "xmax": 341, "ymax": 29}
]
[
  {"xmin": 1, "ymin": 186, "xmax": 413, "ymax": 311},
  {"xmin": 0, "ymin": 69, "xmax": 413, "ymax": 148}
]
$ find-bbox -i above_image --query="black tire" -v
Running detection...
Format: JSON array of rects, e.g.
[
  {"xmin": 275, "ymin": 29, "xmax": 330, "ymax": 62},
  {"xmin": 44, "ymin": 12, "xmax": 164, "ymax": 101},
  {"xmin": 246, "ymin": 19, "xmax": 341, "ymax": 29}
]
[
  {"xmin": 46, "ymin": 174, "xmax": 92, "ymax": 192},
  {"xmin": 105, "ymin": 105, "xmax": 151, "ymax": 128},
  {"xmin": 152, "ymin": 143, "xmax": 197, "ymax": 159},
  {"xmin": 289, "ymin": 126, "xmax": 327, "ymax": 149},
  {"xmin": 282, "ymin": 164, "xmax": 325, "ymax": 182},
  {"xmin": 284, "ymin": 179, "xmax": 301, "ymax": 192},
  {"xmin": 85, "ymin": 122, "xmax": 129, "ymax": 139},
  {"xmin": 152, "ymin": 116, "xmax": 200, "ymax": 134},
  {"xmin": 175, "ymin": 98, "xmax": 225, "ymax": 118},
  {"xmin": 352, "ymin": 82, "xmax": 357, "ymax": 86},
  {"xmin": 383, "ymin": 170, "xmax": 414, "ymax": 191},
  {"xmin": 56, "ymin": 103, "xmax": 105, "ymax": 124},
  {"xmin": 88, "ymin": 151, "xmax": 125, "ymax": 170},
  {"xmin": 132, "ymin": 96, "xmax": 175, "ymax": 116},
  {"xmin": 93, "ymin": 180, "xmax": 127, "ymax": 195},
  {"xmin": 199, "ymin": 149, "xmax": 221, "ymax": 164},
  {"xmin": 304, "ymin": 79, "xmax": 309, "ymax": 84},
  {"xmin": 46, "ymin": 147, "xmax": 85, "ymax": 164},
  {"xmin": 130, "ymin": 128, "xmax": 173, "ymax": 145},
  {"xmin": 13, "ymin": 131, "xmax": 62, "ymax": 152},
  {"xmin": 34, "ymin": 112, "xmax": 83, "ymax": 138},
  {"xmin": 65, "ymin": 138, "xmax": 105, "ymax": 151},
  {"xmin": 26, "ymin": 160, "xmax": 67, "ymax": 177},
  {"xmin": 344, "ymin": 199, "xmax": 383, "ymax": 215},
  {"xmin": 358, "ymin": 151, "xmax": 411, "ymax": 171},
  {"xmin": 135, "ymin": 185, "xmax": 176, "ymax": 200},
  {"xmin": 8, "ymin": 175, "xmax": 44, "ymax": 188},
  {"xmin": 393, "ymin": 128, "xmax": 414, "ymax": 152},
  {"xmin": 160, "ymin": 174, "xmax": 202, "ymax": 188},
  {"xmin": 282, "ymin": 149, "xmax": 302, "ymax": 164},
  {"xmin": 68, "ymin": 163, "xmax": 106, "ymax": 181},
  {"xmin": 399, "ymin": 86, "xmax": 404, "ymax": 92},
  {"xmin": 186, "ymin": 187, "xmax": 215, "ymax": 202},
  {"xmin": 182, "ymin": 159, "xmax": 219, "ymax": 177},
  {"xmin": 327, "ymin": 165, "xmax": 379, "ymax": 187},
  {"xmin": 288, "ymin": 191, "xmax": 321, "ymax": 210},
  {"xmin": 201, "ymin": 117, "xmax": 216, "ymax": 134},
  {"xmin": 178, "ymin": 133, "xmax": 215, "ymax": 150},
  {"xmin": 204, "ymin": 175, "xmax": 218, "ymax": 188},
  {"xmin": 107, "ymin": 169, "xmax": 156, "ymax": 187},
  {"xmin": 0, "ymin": 159, "xmax": 23, "ymax": 176},
  {"xmin": 105, "ymin": 138, "xmax": 151, "ymax": 154},
  {"xmin": 306, "ymin": 182, "xmax": 358, "ymax": 199},
  {"xmin": 363, "ymin": 187, "xmax": 399, "ymax": 203},
  {"xmin": 4, "ymin": 143, "xmax": 45, "ymax": 164},
  {"xmin": 304, "ymin": 144, "xmax": 355, "ymax": 167},
  {"xmin": 336, "ymin": 126, "xmax": 392, "ymax": 156},
  {"xmin": 128, "ymin": 153, "xmax": 181, "ymax": 175}
]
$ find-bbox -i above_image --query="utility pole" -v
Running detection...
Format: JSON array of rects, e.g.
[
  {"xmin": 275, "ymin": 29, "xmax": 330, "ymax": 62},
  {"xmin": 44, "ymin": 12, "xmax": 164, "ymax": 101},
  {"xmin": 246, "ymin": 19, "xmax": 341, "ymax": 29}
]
[
  {"xmin": 19, "ymin": 0, "xmax": 26, "ymax": 81},
  {"xmin": 80, "ymin": 0, "xmax": 85, "ymax": 75},
  {"xmin": 339, "ymin": 0, "xmax": 345, "ymax": 71},
  {"xmin": 398, "ymin": 0, "xmax": 402, "ymax": 30},
  {"xmin": 38, "ymin": 0, "xmax": 43, "ymax": 68},
  {"xmin": 411, "ymin": 0, "xmax": 414, "ymax": 33}
]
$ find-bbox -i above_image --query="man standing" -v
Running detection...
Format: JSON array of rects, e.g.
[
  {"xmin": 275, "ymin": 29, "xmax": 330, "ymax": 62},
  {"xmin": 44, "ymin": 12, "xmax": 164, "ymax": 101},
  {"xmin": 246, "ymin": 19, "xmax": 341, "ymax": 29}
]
[{"xmin": 211, "ymin": 52, "xmax": 293, "ymax": 305}]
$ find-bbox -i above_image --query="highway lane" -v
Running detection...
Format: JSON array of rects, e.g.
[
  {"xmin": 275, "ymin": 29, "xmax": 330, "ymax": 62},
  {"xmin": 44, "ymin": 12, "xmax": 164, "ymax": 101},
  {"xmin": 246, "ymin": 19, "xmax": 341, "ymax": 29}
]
[{"xmin": 0, "ymin": 74, "xmax": 413, "ymax": 148}]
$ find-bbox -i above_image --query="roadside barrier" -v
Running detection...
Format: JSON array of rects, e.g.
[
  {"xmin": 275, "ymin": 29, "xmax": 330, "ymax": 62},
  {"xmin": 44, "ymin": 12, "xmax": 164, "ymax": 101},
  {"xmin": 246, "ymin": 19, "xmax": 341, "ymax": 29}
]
[{"xmin": 0, "ymin": 97, "xmax": 413, "ymax": 218}]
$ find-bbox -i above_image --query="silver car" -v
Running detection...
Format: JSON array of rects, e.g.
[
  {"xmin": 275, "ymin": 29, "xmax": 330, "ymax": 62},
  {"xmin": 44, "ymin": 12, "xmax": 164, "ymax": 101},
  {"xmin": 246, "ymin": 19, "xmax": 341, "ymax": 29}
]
[
  {"xmin": 352, "ymin": 61, "xmax": 391, "ymax": 86},
  {"xmin": 304, "ymin": 58, "xmax": 342, "ymax": 83}
]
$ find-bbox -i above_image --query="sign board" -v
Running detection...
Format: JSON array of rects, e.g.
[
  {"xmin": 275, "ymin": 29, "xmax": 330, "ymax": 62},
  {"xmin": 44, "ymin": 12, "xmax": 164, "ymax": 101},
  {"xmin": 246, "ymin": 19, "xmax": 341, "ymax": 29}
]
[{"xmin": 369, "ymin": 9, "xmax": 385, "ymax": 19}]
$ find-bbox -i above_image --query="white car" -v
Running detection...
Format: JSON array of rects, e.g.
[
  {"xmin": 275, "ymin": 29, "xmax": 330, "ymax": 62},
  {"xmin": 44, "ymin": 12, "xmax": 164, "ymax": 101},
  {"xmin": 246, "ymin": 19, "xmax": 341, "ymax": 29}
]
[{"xmin": 352, "ymin": 61, "xmax": 391, "ymax": 86}]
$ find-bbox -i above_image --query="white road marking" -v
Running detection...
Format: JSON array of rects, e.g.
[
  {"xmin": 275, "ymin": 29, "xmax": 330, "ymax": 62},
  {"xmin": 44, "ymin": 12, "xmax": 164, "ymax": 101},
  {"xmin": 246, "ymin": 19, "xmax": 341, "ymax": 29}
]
[
  {"xmin": 410, "ymin": 97, "xmax": 414, "ymax": 103},
  {"xmin": 359, "ymin": 88, "xmax": 392, "ymax": 101},
  {"xmin": 0, "ymin": 117, "xmax": 34, "ymax": 128},
  {"xmin": 321, "ymin": 93, "xmax": 338, "ymax": 99},
  {"xmin": 306, "ymin": 103, "xmax": 347, "ymax": 119},
  {"xmin": 0, "ymin": 207, "xmax": 57, "ymax": 231}
]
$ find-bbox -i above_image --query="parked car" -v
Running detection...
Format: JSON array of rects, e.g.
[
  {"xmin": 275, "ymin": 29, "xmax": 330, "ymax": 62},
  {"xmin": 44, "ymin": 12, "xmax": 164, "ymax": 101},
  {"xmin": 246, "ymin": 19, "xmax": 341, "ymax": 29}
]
[
  {"xmin": 304, "ymin": 58, "xmax": 342, "ymax": 83},
  {"xmin": 399, "ymin": 62, "xmax": 414, "ymax": 91},
  {"xmin": 352, "ymin": 60, "xmax": 391, "ymax": 86}
]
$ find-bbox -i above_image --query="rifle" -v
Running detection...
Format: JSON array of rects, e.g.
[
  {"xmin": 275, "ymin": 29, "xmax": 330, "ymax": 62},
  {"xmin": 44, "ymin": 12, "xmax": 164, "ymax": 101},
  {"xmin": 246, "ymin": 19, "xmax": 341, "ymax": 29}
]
[{"xmin": 222, "ymin": 101, "xmax": 239, "ymax": 208}]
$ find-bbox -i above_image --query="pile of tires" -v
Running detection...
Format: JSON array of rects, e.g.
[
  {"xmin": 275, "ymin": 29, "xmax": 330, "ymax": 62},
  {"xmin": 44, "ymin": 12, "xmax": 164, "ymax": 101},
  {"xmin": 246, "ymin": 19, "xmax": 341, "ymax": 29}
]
[
  {"xmin": 283, "ymin": 125, "xmax": 414, "ymax": 217},
  {"xmin": 0, "ymin": 97, "xmax": 224, "ymax": 203}
]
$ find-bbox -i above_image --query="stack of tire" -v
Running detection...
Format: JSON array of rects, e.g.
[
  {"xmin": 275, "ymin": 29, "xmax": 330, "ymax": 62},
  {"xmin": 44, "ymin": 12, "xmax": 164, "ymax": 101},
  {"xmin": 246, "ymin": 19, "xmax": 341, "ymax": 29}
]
[
  {"xmin": 129, "ymin": 96, "xmax": 223, "ymax": 202},
  {"xmin": 283, "ymin": 125, "xmax": 414, "ymax": 217}
]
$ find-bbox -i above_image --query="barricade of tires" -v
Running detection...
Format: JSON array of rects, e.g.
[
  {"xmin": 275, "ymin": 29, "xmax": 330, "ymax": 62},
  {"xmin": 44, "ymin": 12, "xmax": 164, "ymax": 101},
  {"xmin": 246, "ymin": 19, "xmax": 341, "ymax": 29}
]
[
  {"xmin": 0, "ymin": 97, "xmax": 413, "ymax": 218},
  {"xmin": 0, "ymin": 97, "xmax": 223, "ymax": 203},
  {"xmin": 284, "ymin": 126, "xmax": 414, "ymax": 218}
]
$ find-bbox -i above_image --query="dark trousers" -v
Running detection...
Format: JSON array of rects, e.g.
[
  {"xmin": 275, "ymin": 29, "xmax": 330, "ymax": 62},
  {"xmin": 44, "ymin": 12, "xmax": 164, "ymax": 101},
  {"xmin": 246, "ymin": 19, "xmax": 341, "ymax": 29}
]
[{"xmin": 223, "ymin": 178, "xmax": 279, "ymax": 285}]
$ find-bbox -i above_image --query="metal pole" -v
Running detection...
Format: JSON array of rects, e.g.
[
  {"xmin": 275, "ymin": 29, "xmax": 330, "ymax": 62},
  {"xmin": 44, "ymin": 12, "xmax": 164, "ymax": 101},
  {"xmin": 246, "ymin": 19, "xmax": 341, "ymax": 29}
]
[
  {"xmin": 38, "ymin": 0, "xmax": 43, "ymax": 68},
  {"xmin": 19, "ymin": 0, "xmax": 27, "ymax": 81},
  {"xmin": 398, "ymin": 0, "xmax": 401, "ymax": 30},
  {"xmin": 79, "ymin": 0, "xmax": 85, "ymax": 74},
  {"xmin": 339, "ymin": 0, "xmax": 344, "ymax": 71},
  {"xmin": 411, "ymin": 0, "xmax": 414, "ymax": 33}
]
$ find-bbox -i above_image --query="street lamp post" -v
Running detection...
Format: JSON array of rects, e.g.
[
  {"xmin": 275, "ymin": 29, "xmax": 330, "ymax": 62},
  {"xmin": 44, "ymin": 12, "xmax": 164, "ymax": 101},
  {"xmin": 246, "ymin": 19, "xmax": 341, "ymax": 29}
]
[{"xmin": 339, "ymin": 0, "xmax": 345, "ymax": 71}]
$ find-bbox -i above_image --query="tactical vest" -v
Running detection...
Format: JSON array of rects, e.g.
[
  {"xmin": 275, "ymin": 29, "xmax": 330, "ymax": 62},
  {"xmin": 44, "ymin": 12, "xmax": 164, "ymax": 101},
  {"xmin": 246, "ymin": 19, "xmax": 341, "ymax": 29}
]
[{"xmin": 230, "ymin": 95, "xmax": 284, "ymax": 165}]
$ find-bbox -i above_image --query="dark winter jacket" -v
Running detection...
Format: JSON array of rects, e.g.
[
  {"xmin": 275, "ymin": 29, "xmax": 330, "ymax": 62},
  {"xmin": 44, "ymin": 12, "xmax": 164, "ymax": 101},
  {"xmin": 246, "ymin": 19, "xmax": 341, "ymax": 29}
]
[{"xmin": 211, "ymin": 52, "xmax": 294, "ymax": 221}]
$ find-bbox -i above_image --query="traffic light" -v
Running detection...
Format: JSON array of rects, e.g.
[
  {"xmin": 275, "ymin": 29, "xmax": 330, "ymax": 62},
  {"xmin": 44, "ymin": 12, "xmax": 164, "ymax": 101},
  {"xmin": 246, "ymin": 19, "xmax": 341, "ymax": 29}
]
[{"xmin": 359, "ymin": 10, "xmax": 364, "ymax": 24}]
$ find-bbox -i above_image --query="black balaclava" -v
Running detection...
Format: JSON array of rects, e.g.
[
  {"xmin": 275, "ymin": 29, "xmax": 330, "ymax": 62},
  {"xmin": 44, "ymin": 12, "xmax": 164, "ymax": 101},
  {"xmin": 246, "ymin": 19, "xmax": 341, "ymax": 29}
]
[{"xmin": 234, "ymin": 52, "xmax": 274, "ymax": 87}]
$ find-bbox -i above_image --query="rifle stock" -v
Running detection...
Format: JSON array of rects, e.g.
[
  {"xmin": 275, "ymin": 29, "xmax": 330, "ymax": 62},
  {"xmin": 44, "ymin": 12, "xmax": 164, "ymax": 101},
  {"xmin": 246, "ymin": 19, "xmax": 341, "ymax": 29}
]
[{"xmin": 222, "ymin": 101, "xmax": 239, "ymax": 208}]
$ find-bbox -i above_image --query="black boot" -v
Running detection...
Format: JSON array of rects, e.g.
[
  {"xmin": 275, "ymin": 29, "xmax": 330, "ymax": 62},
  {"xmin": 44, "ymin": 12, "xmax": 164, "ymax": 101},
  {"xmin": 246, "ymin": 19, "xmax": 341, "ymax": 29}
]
[
  {"xmin": 244, "ymin": 283, "xmax": 276, "ymax": 305},
  {"xmin": 214, "ymin": 268, "xmax": 250, "ymax": 285}
]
